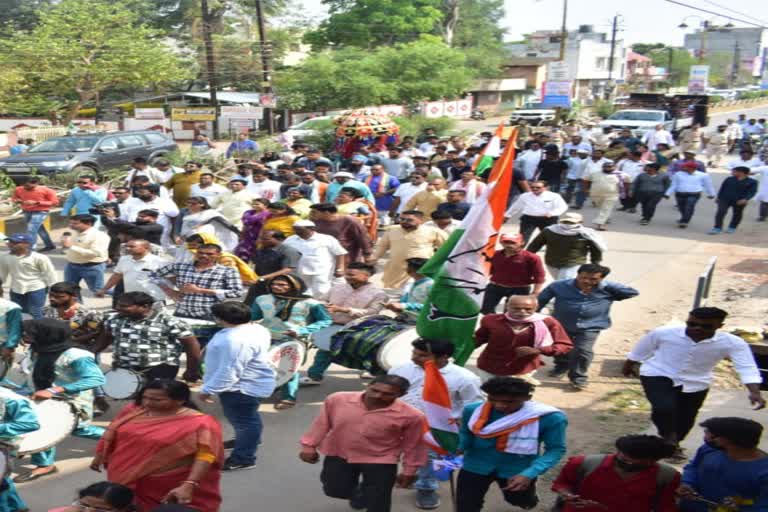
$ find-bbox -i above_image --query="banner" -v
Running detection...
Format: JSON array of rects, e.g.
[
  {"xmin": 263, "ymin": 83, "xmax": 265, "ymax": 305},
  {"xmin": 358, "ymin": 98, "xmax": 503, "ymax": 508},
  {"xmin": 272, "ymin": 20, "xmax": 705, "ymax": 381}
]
[
  {"xmin": 171, "ymin": 108, "xmax": 217, "ymax": 121},
  {"xmin": 541, "ymin": 81, "xmax": 572, "ymax": 108},
  {"xmin": 687, "ymin": 65, "xmax": 710, "ymax": 94}
]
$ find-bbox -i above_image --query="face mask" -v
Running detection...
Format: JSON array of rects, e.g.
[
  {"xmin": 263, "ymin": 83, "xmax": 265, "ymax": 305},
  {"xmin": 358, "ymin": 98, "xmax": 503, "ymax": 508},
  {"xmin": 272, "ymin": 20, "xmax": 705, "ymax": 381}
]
[{"xmin": 615, "ymin": 458, "xmax": 652, "ymax": 472}]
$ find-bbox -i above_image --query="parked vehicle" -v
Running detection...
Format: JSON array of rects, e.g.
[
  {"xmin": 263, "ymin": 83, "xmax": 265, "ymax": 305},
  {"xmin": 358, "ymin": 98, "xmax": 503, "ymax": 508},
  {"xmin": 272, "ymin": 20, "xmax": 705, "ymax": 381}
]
[
  {"xmin": 0, "ymin": 130, "xmax": 177, "ymax": 182},
  {"xmin": 509, "ymin": 102, "xmax": 558, "ymax": 125},
  {"xmin": 470, "ymin": 109, "xmax": 486, "ymax": 120},
  {"xmin": 281, "ymin": 116, "xmax": 333, "ymax": 142},
  {"xmin": 599, "ymin": 93, "xmax": 709, "ymax": 137}
]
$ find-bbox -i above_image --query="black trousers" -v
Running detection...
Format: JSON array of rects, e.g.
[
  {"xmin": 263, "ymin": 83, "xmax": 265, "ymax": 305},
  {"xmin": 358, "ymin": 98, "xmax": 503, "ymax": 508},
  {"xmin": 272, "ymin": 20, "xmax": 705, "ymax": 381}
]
[
  {"xmin": 641, "ymin": 376, "xmax": 709, "ymax": 444},
  {"xmin": 480, "ymin": 283, "xmax": 532, "ymax": 314},
  {"xmin": 519, "ymin": 215, "xmax": 558, "ymax": 243},
  {"xmin": 456, "ymin": 470, "xmax": 538, "ymax": 512},
  {"xmin": 713, "ymin": 200, "xmax": 746, "ymax": 229},
  {"xmin": 320, "ymin": 456, "xmax": 398, "ymax": 512},
  {"xmin": 636, "ymin": 191, "xmax": 664, "ymax": 221}
]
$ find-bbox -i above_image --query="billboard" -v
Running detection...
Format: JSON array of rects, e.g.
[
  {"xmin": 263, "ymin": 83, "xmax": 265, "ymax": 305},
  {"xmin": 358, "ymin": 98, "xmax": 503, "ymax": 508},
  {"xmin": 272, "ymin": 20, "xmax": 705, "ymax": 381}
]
[
  {"xmin": 171, "ymin": 108, "xmax": 217, "ymax": 121},
  {"xmin": 540, "ymin": 81, "xmax": 572, "ymax": 108},
  {"xmin": 687, "ymin": 65, "xmax": 710, "ymax": 94}
]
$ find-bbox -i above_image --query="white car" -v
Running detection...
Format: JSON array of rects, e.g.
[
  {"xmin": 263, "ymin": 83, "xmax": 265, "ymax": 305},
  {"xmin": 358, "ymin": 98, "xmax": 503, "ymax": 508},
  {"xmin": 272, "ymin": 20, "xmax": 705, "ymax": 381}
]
[
  {"xmin": 509, "ymin": 102, "xmax": 558, "ymax": 125},
  {"xmin": 281, "ymin": 116, "xmax": 333, "ymax": 141}
]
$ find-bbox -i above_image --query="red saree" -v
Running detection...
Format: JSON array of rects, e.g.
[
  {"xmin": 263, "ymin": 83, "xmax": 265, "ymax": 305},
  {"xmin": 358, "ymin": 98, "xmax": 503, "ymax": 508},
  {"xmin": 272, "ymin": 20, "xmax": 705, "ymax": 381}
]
[{"xmin": 96, "ymin": 404, "xmax": 224, "ymax": 512}]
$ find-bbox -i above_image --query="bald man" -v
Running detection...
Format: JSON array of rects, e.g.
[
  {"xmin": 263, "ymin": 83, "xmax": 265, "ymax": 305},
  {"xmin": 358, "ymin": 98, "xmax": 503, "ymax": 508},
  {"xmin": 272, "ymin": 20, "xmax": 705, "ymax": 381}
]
[
  {"xmin": 97, "ymin": 239, "xmax": 169, "ymax": 303},
  {"xmin": 474, "ymin": 296, "xmax": 572, "ymax": 385}
]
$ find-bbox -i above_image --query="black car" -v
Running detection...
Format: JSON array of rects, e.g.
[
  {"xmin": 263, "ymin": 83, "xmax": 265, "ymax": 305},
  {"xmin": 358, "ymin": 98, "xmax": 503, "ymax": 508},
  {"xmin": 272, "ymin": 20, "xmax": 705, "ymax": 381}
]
[{"xmin": 0, "ymin": 130, "xmax": 178, "ymax": 181}]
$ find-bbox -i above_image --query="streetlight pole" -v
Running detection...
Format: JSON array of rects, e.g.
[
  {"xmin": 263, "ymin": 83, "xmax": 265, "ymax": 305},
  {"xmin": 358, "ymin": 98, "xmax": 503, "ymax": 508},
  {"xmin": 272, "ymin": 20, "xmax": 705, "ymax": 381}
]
[
  {"xmin": 558, "ymin": 0, "xmax": 568, "ymax": 61},
  {"xmin": 254, "ymin": 0, "xmax": 274, "ymax": 134}
]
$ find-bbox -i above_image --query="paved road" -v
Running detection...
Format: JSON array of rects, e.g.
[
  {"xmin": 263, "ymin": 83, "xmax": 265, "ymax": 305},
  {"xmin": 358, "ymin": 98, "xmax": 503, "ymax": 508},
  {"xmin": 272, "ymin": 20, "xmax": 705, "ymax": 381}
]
[{"xmin": 15, "ymin": 126, "xmax": 768, "ymax": 511}]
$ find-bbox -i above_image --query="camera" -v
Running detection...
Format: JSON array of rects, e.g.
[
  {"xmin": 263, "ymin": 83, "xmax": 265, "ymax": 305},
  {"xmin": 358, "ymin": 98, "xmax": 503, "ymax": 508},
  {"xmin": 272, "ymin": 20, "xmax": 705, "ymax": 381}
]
[{"xmin": 89, "ymin": 202, "xmax": 120, "ymax": 216}]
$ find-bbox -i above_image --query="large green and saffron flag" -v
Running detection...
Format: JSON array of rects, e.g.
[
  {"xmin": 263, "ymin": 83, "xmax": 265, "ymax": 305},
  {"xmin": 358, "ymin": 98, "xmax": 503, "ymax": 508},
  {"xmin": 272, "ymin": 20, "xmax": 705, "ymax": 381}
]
[
  {"xmin": 416, "ymin": 129, "xmax": 518, "ymax": 365},
  {"xmin": 472, "ymin": 123, "xmax": 504, "ymax": 178},
  {"xmin": 422, "ymin": 359, "xmax": 459, "ymax": 454}
]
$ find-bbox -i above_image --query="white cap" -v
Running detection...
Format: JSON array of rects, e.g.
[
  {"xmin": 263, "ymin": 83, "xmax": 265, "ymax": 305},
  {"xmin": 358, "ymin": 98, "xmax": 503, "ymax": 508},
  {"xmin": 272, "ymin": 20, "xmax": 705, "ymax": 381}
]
[
  {"xmin": 334, "ymin": 171, "xmax": 354, "ymax": 179},
  {"xmin": 293, "ymin": 220, "xmax": 316, "ymax": 228}
]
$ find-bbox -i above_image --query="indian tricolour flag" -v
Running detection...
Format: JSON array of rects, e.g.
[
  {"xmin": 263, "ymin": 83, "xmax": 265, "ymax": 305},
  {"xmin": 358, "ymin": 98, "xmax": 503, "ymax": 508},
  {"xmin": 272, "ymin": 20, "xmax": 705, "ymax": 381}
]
[
  {"xmin": 422, "ymin": 359, "xmax": 459, "ymax": 454},
  {"xmin": 471, "ymin": 123, "xmax": 504, "ymax": 178},
  {"xmin": 416, "ymin": 128, "xmax": 518, "ymax": 365}
]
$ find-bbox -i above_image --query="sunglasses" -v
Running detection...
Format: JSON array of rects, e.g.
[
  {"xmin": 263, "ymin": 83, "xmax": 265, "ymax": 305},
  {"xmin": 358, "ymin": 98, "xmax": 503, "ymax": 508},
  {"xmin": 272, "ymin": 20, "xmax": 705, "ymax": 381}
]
[{"xmin": 685, "ymin": 321, "xmax": 713, "ymax": 329}]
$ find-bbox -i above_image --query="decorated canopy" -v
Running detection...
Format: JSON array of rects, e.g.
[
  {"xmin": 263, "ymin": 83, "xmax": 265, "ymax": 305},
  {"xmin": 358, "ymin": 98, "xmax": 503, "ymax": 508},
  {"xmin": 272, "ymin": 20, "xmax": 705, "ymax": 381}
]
[{"xmin": 333, "ymin": 109, "xmax": 400, "ymax": 158}]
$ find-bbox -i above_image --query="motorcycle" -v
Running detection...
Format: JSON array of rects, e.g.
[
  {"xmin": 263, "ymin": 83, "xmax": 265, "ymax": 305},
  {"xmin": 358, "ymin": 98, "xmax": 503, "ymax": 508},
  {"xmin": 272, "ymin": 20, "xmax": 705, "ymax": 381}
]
[{"xmin": 470, "ymin": 109, "xmax": 485, "ymax": 120}]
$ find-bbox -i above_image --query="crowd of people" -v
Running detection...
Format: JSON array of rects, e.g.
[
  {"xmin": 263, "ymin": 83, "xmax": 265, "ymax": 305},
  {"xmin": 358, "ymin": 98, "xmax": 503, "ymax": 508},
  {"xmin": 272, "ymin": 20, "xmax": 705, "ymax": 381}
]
[{"xmin": 0, "ymin": 116, "xmax": 765, "ymax": 512}]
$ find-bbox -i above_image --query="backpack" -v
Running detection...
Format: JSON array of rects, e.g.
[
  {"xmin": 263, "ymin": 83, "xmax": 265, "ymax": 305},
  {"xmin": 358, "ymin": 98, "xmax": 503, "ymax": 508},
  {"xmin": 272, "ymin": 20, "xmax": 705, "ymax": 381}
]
[{"xmin": 551, "ymin": 454, "xmax": 678, "ymax": 512}]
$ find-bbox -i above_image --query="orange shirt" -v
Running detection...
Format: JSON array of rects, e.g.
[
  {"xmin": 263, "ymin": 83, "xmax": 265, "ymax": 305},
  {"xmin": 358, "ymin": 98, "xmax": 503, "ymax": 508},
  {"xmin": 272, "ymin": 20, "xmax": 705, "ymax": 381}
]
[{"xmin": 12, "ymin": 186, "xmax": 59, "ymax": 212}]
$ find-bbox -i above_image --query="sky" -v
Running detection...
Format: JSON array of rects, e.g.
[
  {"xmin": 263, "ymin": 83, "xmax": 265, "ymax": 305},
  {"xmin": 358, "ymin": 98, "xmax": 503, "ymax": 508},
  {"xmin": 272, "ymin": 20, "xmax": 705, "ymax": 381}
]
[{"xmin": 296, "ymin": 0, "xmax": 768, "ymax": 46}]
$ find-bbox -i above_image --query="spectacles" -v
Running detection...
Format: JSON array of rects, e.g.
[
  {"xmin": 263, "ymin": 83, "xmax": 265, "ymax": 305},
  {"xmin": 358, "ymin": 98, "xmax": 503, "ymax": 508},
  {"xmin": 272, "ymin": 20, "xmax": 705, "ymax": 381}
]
[
  {"xmin": 71, "ymin": 501, "xmax": 114, "ymax": 512},
  {"xmin": 685, "ymin": 321, "xmax": 713, "ymax": 329}
]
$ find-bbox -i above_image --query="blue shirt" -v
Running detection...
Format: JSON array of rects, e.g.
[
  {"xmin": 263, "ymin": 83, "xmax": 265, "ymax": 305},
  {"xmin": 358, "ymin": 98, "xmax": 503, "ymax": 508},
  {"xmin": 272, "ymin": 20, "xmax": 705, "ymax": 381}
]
[
  {"xmin": 665, "ymin": 171, "xmax": 716, "ymax": 196},
  {"xmin": 201, "ymin": 323, "xmax": 276, "ymax": 398},
  {"xmin": 61, "ymin": 187, "xmax": 107, "ymax": 215},
  {"xmin": 2, "ymin": 308, "xmax": 22, "ymax": 349},
  {"xmin": 717, "ymin": 176, "xmax": 758, "ymax": 203},
  {"xmin": 459, "ymin": 402, "xmax": 567, "ymax": 479},
  {"xmin": 537, "ymin": 279, "xmax": 639, "ymax": 332},
  {"xmin": 0, "ymin": 390, "xmax": 39, "ymax": 440},
  {"xmin": 681, "ymin": 444, "xmax": 768, "ymax": 511},
  {"xmin": 363, "ymin": 174, "xmax": 401, "ymax": 211},
  {"xmin": 226, "ymin": 139, "xmax": 259, "ymax": 157}
]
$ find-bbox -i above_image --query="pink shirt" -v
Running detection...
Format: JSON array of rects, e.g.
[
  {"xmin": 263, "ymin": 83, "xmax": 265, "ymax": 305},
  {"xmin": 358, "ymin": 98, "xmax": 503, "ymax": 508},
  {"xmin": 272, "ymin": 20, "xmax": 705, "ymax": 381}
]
[
  {"xmin": 327, "ymin": 282, "xmax": 388, "ymax": 325},
  {"xmin": 300, "ymin": 391, "xmax": 428, "ymax": 475}
]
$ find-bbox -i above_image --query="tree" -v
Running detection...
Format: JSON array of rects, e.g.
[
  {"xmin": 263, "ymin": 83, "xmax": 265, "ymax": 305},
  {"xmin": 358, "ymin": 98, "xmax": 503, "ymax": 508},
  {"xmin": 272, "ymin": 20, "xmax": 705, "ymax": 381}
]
[
  {"xmin": 647, "ymin": 47, "xmax": 733, "ymax": 88},
  {"xmin": 304, "ymin": 0, "xmax": 444, "ymax": 49},
  {"xmin": 274, "ymin": 38, "xmax": 474, "ymax": 111},
  {"xmin": 0, "ymin": 0, "xmax": 191, "ymax": 121},
  {"xmin": 631, "ymin": 42, "xmax": 666, "ymax": 56},
  {"xmin": 0, "ymin": 0, "xmax": 54, "ymax": 32}
]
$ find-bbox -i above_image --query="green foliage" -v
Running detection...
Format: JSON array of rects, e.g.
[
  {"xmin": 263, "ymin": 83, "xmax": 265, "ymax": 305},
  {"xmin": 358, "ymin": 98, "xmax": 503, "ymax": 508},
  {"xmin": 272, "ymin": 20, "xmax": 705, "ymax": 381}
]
[
  {"xmin": 647, "ymin": 46, "xmax": 738, "ymax": 88},
  {"xmin": 630, "ymin": 42, "xmax": 666, "ymax": 56},
  {"xmin": 305, "ymin": 0, "xmax": 444, "ymax": 48},
  {"xmin": 0, "ymin": 0, "xmax": 192, "ymax": 121},
  {"xmin": 0, "ymin": 0, "xmax": 53, "ymax": 33},
  {"xmin": 592, "ymin": 99, "xmax": 616, "ymax": 118},
  {"xmin": 739, "ymin": 90, "xmax": 768, "ymax": 100},
  {"xmin": 393, "ymin": 116, "xmax": 456, "ymax": 138},
  {"xmin": 275, "ymin": 39, "xmax": 474, "ymax": 111}
]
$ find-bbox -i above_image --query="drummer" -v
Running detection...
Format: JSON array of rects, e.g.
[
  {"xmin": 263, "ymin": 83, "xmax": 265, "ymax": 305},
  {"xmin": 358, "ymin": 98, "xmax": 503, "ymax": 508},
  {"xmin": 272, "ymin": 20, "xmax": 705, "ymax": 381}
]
[
  {"xmin": 94, "ymin": 292, "xmax": 201, "ymax": 382},
  {"xmin": 383, "ymin": 258, "xmax": 433, "ymax": 323},
  {"xmin": 0, "ymin": 387, "xmax": 40, "ymax": 511},
  {"xmin": 13, "ymin": 319, "xmax": 105, "ymax": 483},
  {"xmin": 300, "ymin": 263, "xmax": 388, "ymax": 386},
  {"xmin": 250, "ymin": 275, "xmax": 332, "ymax": 410},
  {"xmin": 0, "ymin": 297, "xmax": 21, "ymax": 364}
]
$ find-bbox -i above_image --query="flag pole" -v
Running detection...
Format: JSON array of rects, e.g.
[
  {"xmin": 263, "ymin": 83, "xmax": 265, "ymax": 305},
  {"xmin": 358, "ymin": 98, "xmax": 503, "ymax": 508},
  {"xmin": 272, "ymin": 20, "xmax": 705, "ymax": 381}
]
[{"xmin": 449, "ymin": 470, "xmax": 457, "ymax": 512}]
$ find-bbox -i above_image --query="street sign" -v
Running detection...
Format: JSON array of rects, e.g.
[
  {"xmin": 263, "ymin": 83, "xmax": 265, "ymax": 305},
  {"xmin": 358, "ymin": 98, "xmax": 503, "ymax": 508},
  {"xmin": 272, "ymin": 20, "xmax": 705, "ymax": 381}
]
[
  {"xmin": 135, "ymin": 108, "xmax": 165, "ymax": 120},
  {"xmin": 171, "ymin": 108, "xmax": 217, "ymax": 121},
  {"xmin": 547, "ymin": 62, "xmax": 570, "ymax": 81},
  {"xmin": 687, "ymin": 65, "xmax": 710, "ymax": 94},
  {"xmin": 541, "ymin": 81, "xmax": 572, "ymax": 108}
]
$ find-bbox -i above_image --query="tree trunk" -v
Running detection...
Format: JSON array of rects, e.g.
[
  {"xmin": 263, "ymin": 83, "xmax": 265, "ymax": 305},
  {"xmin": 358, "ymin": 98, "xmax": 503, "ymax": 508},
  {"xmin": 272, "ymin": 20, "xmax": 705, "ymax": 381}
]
[{"xmin": 442, "ymin": 0, "xmax": 460, "ymax": 46}]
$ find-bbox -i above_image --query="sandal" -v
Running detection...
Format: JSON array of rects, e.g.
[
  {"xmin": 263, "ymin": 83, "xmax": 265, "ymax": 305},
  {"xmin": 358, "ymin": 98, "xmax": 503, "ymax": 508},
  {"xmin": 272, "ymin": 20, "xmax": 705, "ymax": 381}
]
[{"xmin": 274, "ymin": 400, "xmax": 296, "ymax": 410}]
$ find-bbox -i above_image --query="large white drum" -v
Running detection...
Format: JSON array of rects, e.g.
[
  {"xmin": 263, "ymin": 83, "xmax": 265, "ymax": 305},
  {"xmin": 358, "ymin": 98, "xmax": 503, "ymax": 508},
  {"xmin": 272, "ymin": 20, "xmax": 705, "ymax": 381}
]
[
  {"xmin": 17, "ymin": 399, "xmax": 77, "ymax": 455},
  {"xmin": 267, "ymin": 341, "xmax": 306, "ymax": 388},
  {"xmin": 103, "ymin": 368, "xmax": 143, "ymax": 400},
  {"xmin": 376, "ymin": 327, "xmax": 420, "ymax": 371}
]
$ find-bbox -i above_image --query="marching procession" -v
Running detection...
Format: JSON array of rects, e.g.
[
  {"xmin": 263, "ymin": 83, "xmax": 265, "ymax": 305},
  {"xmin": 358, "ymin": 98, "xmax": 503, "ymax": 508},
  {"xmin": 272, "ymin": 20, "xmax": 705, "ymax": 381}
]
[{"xmin": 0, "ymin": 110, "xmax": 766, "ymax": 512}]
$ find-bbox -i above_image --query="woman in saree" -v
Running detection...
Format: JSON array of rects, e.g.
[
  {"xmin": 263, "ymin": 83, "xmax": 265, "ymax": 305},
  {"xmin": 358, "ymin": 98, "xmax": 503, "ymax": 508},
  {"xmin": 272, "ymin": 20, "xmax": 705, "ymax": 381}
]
[
  {"xmin": 92, "ymin": 379, "xmax": 224, "ymax": 512},
  {"xmin": 12, "ymin": 319, "xmax": 105, "ymax": 483},
  {"xmin": 234, "ymin": 198, "xmax": 270, "ymax": 261},
  {"xmin": 250, "ymin": 275, "xmax": 331, "ymax": 411},
  {"xmin": 282, "ymin": 188, "xmax": 312, "ymax": 219},
  {"xmin": 261, "ymin": 202, "xmax": 299, "ymax": 238},
  {"xmin": 174, "ymin": 196, "xmax": 240, "ymax": 255},
  {"xmin": 335, "ymin": 187, "xmax": 379, "ymax": 242}
]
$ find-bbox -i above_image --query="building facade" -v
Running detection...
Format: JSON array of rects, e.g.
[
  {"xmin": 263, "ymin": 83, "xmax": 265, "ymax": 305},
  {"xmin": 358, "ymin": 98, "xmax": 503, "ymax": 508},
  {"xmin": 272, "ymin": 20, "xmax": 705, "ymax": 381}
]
[{"xmin": 684, "ymin": 27, "xmax": 767, "ymax": 76}]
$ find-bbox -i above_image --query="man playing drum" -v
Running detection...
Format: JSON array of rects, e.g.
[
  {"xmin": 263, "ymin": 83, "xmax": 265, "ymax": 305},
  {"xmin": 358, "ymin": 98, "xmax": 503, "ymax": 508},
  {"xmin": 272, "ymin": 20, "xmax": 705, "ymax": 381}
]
[
  {"xmin": 388, "ymin": 338, "xmax": 482, "ymax": 510},
  {"xmin": 0, "ymin": 387, "xmax": 40, "ymax": 511},
  {"xmin": 95, "ymin": 292, "xmax": 202, "ymax": 386},
  {"xmin": 300, "ymin": 263, "xmax": 388, "ymax": 385}
]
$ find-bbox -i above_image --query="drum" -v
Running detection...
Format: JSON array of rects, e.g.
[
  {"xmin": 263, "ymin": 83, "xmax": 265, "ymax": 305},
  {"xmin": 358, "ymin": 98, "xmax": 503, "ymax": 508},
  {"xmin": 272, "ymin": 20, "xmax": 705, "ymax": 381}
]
[
  {"xmin": 103, "ymin": 368, "xmax": 143, "ymax": 400},
  {"xmin": 376, "ymin": 327, "xmax": 420, "ymax": 371},
  {"xmin": 268, "ymin": 341, "xmax": 306, "ymax": 388},
  {"xmin": 17, "ymin": 399, "xmax": 77, "ymax": 455},
  {"xmin": 328, "ymin": 316, "xmax": 412, "ymax": 373}
]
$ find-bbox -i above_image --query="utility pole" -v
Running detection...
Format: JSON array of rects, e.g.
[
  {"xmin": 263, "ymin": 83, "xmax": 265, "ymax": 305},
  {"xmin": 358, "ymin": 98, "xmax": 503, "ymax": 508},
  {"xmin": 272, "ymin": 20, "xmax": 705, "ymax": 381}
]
[
  {"xmin": 605, "ymin": 14, "xmax": 619, "ymax": 100},
  {"xmin": 698, "ymin": 21, "xmax": 709, "ymax": 63},
  {"xmin": 667, "ymin": 46, "xmax": 674, "ymax": 93},
  {"xmin": 201, "ymin": 0, "xmax": 219, "ymax": 139},
  {"xmin": 254, "ymin": 0, "xmax": 274, "ymax": 134},
  {"xmin": 558, "ymin": 0, "xmax": 568, "ymax": 61},
  {"xmin": 730, "ymin": 41, "xmax": 741, "ymax": 88}
]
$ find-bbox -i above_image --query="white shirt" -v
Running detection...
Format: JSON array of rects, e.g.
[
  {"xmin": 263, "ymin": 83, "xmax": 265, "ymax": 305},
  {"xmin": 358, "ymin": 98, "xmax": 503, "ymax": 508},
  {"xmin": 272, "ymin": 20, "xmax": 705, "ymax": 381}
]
[
  {"xmin": 627, "ymin": 326, "xmax": 762, "ymax": 392},
  {"xmin": 642, "ymin": 129, "xmax": 674, "ymax": 150},
  {"xmin": 154, "ymin": 166, "xmax": 185, "ymax": 184},
  {"xmin": 424, "ymin": 218, "xmax": 461, "ymax": 234},
  {"xmin": 584, "ymin": 157, "xmax": 613, "ymax": 176},
  {"xmin": 725, "ymin": 124, "xmax": 743, "ymax": 140},
  {"xmin": 665, "ymin": 171, "xmax": 715, "ymax": 196},
  {"xmin": 754, "ymin": 166, "xmax": 768, "ymax": 202},
  {"xmin": 283, "ymin": 233, "xmax": 348, "ymax": 276},
  {"xmin": 566, "ymin": 157, "xmax": 589, "ymax": 180},
  {"xmin": 504, "ymin": 190, "xmax": 568, "ymax": 218},
  {"xmin": 617, "ymin": 159, "xmax": 647, "ymax": 182},
  {"xmin": 0, "ymin": 252, "xmax": 57, "ymax": 294},
  {"xmin": 393, "ymin": 182, "xmax": 427, "ymax": 213},
  {"xmin": 114, "ymin": 253, "xmax": 170, "ymax": 301},
  {"xmin": 516, "ymin": 149, "xmax": 542, "ymax": 180},
  {"xmin": 190, "ymin": 183, "xmax": 228, "ymax": 202},
  {"xmin": 119, "ymin": 196, "xmax": 180, "ymax": 233},
  {"xmin": 388, "ymin": 361, "xmax": 483, "ymax": 417},
  {"xmin": 744, "ymin": 123, "xmax": 765, "ymax": 136},
  {"xmin": 727, "ymin": 157, "xmax": 763, "ymax": 170},
  {"xmin": 247, "ymin": 179, "xmax": 282, "ymax": 201}
]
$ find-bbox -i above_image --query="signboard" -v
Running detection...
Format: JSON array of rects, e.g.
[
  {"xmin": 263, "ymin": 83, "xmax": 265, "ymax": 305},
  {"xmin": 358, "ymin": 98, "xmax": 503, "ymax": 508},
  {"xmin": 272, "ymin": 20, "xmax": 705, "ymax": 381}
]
[
  {"xmin": 547, "ymin": 62, "xmax": 570, "ymax": 81},
  {"xmin": 220, "ymin": 106, "xmax": 264, "ymax": 119},
  {"xmin": 171, "ymin": 108, "xmax": 216, "ymax": 121},
  {"xmin": 134, "ymin": 108, "xmax": 165, "ymax": 120},
  {"xmin": 761, "ymin": 70, "xmax": 768, "ymax": 90},
  {"xmin": 687, "ymin": 65, "xmax": 710, "ymax": 94},
  {"xmin": 540, "ymin": 81, "xmax": 572, "ymax": 108},
  {"xmin": 259, "ymin": 94, "xmax": 277, "ymax": 108}
]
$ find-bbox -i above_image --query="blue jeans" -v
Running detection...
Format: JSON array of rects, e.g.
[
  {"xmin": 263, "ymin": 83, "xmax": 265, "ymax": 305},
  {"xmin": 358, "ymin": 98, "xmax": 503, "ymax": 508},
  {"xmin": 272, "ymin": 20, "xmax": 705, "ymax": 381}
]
[
  {"xmin": 675, "ymin": 192, "xmax": 701, "ymax": 224},
  {"xmin": 561, "ymin": 179, "xmax": 586, "ymax": 207},
  {"xmin": 64, "ymin": 262, "xmax": 106, "ymax": 295},
  {"xmin": 219, "ymin": 391, "xmax": 263, "ymax": 465},
  {"xmin": 10, "ymin": 288, "xmax": 48, "ymax": 319},
  {"xmin": 553, "ymin": 330, "xmax": 601, "ymax": 385},
  {"xmin": 415, "ymin": 450, "xmax": 439, "ymax": 491},
  {"xmin": 23, "ymin": 211, "xmax": 55, "ymax": 250}
]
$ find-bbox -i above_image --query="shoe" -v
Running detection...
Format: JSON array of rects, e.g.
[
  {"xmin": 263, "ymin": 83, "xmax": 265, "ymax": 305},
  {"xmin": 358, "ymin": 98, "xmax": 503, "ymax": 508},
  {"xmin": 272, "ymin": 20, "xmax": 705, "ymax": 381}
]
[
  {"xmin": 708, "ymin": 228, "xmax": 721, "ymax": 235},
  {"xmin": 758, "ymin": 217, "xmax": 767, "ymax": 222},
  {"xmin": 627, "ymin": 208, "xmax": 636, "ymax": 213},
  {"xmin": 38, "ymin": 246, "xmax": 56, "ymax": 253},
  {"xmin": 299, "ymin": 376, "xmax": 322, "ymax": 386},
  {"xmin": 548, "ymin": 369, "xmax": 567, "ymax": 379},
  {"xmin": 13, "ymin": 466, "xmax": 58, "ymax": 483},
  {"xmin": 223, "ymin": 439, "xmax": 236, "ymax": 449},
  {"xmin": 94, "ymin": 396, "xmax": 110, "ymax": 414},
  {"xmin": 416, "ymin": 490, "xmax": 441, "ymax": 510},
  {"xmin": 617, "ymin": 207, "xmax": 628, "ymax": 211},
  {"xmin": 639, "ymin": 219, "xmax": 649, "ymax": 225},
  {"xmin": 222, "ymin": 461, "xmax": 257, "ymax": 471},
  {"xmin": 726, "ymin": 227, "xmax": 736, "ymax": 234},
  {"xmin": 570, "ymin": 382, "xmax": 588, "ymax": 391},
  {"xmin": 678, "ymin": 223, "xmax": 688, "ymax": 229},
  {"xmin": 571, "ymin": 206, "xmax": 582, "ymax": 210},
  {"xmin": 349, "ymin": 488, "xmax": 366, "ymax": 510}
]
